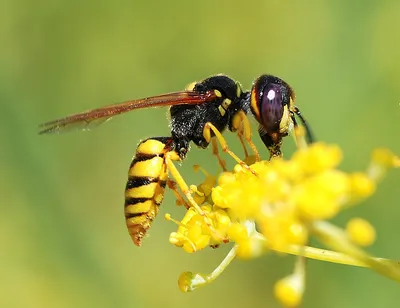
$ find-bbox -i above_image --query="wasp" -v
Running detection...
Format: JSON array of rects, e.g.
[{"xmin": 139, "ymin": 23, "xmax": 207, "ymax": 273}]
[{"xmin": 39, "ymin": 74, "xmax": 313, "ymax": 246}]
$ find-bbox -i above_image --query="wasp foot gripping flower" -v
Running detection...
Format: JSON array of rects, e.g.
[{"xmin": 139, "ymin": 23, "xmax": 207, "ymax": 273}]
[{"xmin": 167, "ymin": 142, "xmax": 400, "ymax": 307}]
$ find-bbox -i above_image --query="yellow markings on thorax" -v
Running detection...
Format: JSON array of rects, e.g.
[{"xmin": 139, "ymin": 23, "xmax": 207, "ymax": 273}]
[
  {"xmin": 235, "ymin": 81, "xmax": 242, "ymax": 97},
  {"xmin": 218, "ymin": 98, "xmax": 232, "ymax": 116},
  {"xmin": 221, "ymin": 98, "xmax": 231, "ymax": 109},
  {"xmin": 214, "ymin": 89, "xmax": 222, "ymax": 97}
]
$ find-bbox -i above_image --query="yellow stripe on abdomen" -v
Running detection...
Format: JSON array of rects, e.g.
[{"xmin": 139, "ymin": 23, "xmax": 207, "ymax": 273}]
[
  {"xmin": 128, "ymin": 157, "xmax": 164, "ymax": 178},
  {"xmin": 125, "ymin": 182, "xmax": 159, "ymax": 199},
  {"xmin": 124, "ymin": 138, "xmax": 170, "ymax": 246}
]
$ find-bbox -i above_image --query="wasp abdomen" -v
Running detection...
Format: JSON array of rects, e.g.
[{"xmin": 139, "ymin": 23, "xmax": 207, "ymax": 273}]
[{"xmin": 124, "ymin": 138, "xmax": 171, "ymax": 246}]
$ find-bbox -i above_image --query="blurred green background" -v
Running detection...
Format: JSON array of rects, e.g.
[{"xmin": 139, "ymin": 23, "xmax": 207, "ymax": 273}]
[{"xmin": 1, "ymin": 0, "xmax": 400, "ymax": 307}]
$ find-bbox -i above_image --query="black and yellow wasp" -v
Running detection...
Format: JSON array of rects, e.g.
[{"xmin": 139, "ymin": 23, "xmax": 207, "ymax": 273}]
[{"xmin": 39, "ymin": 74, "xmax": 313, "ymax": 246}]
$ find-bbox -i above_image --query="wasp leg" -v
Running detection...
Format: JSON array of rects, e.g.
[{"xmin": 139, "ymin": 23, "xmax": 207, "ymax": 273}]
[
  {"xmin": 203, "ymin": 122, "xmax": 256, "ymax": 175},
  {"xmin": 211, "ymin": 137, "xmax": 227, "ymax": 171},
  {"xmin": 167, "ymin": 179, "xmax": 190, "ymax": 210},
  {"xmin": 230, "ymin": 110, "xmax": 260, "ymax": 162},
  {"xmin": 237, "ymin": 132, "xmax": 249, "ymax": 158},
  {"xmin": 165, "ymin": 152, "xmax": 226, "ymax": 243}
]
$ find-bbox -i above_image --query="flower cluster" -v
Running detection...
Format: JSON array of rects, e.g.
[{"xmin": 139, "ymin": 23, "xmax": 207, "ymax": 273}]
[{"xmin": 166, "ymin": 142, "xmax": 400, "ymax": 307}]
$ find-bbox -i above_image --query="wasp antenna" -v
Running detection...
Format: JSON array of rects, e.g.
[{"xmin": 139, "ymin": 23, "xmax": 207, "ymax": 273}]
[{"xmin": 293, "ymin": 106, "xmax": 314, "ymax": 144}]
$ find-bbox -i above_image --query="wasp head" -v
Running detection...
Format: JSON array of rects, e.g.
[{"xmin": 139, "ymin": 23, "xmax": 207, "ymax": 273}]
[{"xmin": 250, "ymin": 75, "xmax": 295, "ymax": 142}]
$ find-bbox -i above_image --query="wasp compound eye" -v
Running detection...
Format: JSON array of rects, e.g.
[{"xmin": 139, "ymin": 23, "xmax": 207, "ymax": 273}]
[
  {"xmin": 259, "ymin": 83, "xmax": 285, "ymax": 133},
  {"xmin": 250, "ymin": 75, "xmax": 293, "ymax": 135}
]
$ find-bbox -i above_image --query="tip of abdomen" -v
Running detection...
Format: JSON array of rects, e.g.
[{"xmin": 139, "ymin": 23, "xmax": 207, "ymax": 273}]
[{"xmin": 127, "ymin": 223, "xmax": 147, "ymax": 246}]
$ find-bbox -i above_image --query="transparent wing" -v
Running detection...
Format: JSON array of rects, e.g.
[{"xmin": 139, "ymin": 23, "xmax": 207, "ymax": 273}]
[{"xmin": 39, "ymin": 91, "xmax": 217, "ymax": 134}]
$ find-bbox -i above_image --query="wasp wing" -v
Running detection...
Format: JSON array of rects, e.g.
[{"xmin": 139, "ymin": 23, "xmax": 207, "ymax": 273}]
[{"xmin": 39, "ymin": 91, "xmax": 217, "ymax": 134}]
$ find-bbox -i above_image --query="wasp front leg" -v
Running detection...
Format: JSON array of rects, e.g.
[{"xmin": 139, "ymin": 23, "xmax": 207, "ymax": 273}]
[
  {"xmin": 230, "ymin": 110, "xmax": 261, "ymax": 162},
  {"xmin": 203, "ymin": 122, "xmax": 256, "ymax": 175}
]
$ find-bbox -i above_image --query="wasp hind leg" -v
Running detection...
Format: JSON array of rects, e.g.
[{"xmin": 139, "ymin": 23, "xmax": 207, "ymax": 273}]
[
  {"xmin": 167, "ymin": 179, "xmax": 190, "ymax": 210},
  {"xmin": 164, "ymin": 151, "xmax": 226, "ymax": 244}
]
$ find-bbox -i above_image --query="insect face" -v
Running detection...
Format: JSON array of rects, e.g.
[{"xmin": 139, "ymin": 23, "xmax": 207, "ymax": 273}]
[{"xmin": 250, "ymin": 75, "xmax": 311, "ymax": 157}]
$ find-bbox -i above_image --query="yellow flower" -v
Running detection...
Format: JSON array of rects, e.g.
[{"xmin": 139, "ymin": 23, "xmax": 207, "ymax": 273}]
[
  {"xmin": 166, "ymin": 142, "xmax": 400, "ymax": 307},
  {"xmin": 346, "ymin": 218, "xmax": 376, "ymax": 247},
  {"xmin": 274, "ymin": 273, "xmax": 304, "ymax": 308}
]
